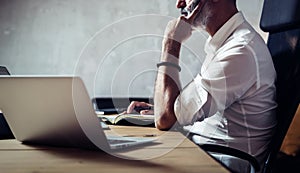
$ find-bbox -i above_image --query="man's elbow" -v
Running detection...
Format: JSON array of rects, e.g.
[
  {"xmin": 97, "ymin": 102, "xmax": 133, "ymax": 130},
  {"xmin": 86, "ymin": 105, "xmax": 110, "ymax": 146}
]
[
  {"xmin": 155, "ymin": 120, "xmax": 170, "ymax": 131},
  {"xmin": 155, "ymin": 113, "xmax": 176, "ymax": 131}
]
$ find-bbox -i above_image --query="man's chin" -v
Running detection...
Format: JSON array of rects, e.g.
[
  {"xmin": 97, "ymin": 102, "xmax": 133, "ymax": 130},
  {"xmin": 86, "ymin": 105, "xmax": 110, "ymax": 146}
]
[{"xmin": 192, "ymin": 23, "xmax": 207, "ymax": 32}]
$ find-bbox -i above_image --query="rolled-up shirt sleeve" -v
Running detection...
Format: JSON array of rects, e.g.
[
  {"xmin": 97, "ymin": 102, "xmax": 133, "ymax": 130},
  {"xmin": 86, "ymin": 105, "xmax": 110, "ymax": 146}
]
[
  {"xmin": 174, "ymin": 74, "xmax": 208, "ymax": 125},
  {"xmin": 174, "ymin": 44, "xmax": 258, "ymax": 126}
]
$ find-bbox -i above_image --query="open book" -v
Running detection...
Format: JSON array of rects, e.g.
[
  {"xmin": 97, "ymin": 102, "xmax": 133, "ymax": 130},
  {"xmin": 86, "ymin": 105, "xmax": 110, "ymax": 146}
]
[{"xmin": 97, "ymin": 113, "xmax": 155, "ymax": 127}]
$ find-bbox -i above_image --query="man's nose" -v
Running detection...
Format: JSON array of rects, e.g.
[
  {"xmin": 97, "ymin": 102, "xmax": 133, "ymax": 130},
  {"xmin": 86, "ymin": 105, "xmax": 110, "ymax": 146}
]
[{"xmin": 176, "ymin": 0, "xmax": 187, "ymax": 8}]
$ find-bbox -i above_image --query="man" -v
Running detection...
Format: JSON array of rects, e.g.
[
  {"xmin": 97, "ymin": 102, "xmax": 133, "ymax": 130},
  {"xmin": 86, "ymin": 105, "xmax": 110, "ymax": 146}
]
[{"xmin": 128, "ymin": 0, "xmax": 277, "ymax": 172}]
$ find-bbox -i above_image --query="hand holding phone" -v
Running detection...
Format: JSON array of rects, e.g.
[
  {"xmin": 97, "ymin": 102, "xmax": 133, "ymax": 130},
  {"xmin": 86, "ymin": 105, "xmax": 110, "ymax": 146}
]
[{"xmin": 180, "ymin": 0, "xmax": 201, "ymax": 17}]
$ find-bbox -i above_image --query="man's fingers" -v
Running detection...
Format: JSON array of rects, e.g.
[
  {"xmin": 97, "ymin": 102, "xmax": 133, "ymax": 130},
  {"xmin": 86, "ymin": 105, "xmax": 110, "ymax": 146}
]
[
  {"xmin": 140, "ymin": 110, "xmax": 154, "ymax": 115},
  {"xmin": 126, "ymin": 101, "xmax": 153, "ymax": 113},
  {"xmin": 127, "ymin": 101, "xmax": 138, "ymax": 113}
]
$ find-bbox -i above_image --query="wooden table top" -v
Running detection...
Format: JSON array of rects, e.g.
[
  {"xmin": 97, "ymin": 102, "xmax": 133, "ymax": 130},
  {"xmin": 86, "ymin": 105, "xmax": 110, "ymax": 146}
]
[{"xmin": 0, "ymin": 125, "xmax": 229, "ymax": 173}]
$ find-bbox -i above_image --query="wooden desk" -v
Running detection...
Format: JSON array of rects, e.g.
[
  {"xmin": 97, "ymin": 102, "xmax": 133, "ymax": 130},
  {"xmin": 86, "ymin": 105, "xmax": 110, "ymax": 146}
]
[{"xmin": 0, "ymin": 126, "xmax": 228, "ymax": 173}]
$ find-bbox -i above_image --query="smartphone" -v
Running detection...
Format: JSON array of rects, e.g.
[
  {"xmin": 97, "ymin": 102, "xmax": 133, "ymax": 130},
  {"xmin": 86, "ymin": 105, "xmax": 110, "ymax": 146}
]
[{"xmin": 181, "ymin": 0, "xmax": 201, "ymax": 16}]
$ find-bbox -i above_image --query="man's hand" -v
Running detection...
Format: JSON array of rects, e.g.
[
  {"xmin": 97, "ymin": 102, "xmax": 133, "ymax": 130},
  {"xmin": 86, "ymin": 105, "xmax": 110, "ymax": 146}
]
[
  {"xmin": 163, "ymin": 17, "xmax": 193, "ymax": 43},
  {"xmin": 164, "ymin": 0, "xmax": 204, "ymax": 43},
  {"xmin": 127, "ymin": 101, "xmax": 154, "ymax": 115}
]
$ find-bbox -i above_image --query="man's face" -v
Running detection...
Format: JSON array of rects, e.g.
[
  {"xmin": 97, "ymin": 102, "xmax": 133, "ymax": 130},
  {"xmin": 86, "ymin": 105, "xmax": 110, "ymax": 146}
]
[
  {"xmin": 192, "ymin": 0, "xmax": 212, "ymax": 29},
  {"xmin": 176, "ymin": 0, "xmax": 194, "ymax": 9},
  {"xmin": 176, "ymin": 0, "xmax": 213, "ymax": 30}
]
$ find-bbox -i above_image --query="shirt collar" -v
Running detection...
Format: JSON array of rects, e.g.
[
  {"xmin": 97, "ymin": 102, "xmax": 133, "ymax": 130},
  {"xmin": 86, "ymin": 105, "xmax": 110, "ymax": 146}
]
[{"xmin": 205, "ymin": 12, "xmax": 245, "ymax": 54}]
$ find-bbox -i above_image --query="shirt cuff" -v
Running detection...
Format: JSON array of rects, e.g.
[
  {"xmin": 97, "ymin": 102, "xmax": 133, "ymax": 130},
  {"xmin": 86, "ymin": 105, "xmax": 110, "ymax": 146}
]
[{"xmin": 174, "ymin": 74, "xmax": 208, "ymax": 125}]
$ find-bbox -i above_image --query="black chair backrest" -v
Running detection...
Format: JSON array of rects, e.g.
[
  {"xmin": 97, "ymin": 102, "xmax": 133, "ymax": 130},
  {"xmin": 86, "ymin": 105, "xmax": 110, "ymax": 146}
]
[{"xmin": 260, "ymin": 0, "xmax": 300, "ymax": 172}]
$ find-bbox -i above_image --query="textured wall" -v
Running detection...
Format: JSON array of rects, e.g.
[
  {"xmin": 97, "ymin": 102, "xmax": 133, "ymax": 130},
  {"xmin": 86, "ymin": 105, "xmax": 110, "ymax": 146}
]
[{"xmin": 0, "ymin": 0, "xmax": 265, "ymax": 98}]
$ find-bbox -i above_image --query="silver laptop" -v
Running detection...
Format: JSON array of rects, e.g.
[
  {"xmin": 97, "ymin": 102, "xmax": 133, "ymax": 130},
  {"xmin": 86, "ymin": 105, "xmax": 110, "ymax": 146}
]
[{"xmin": 0, "ymin": 76, "xmax": 155, "ymax": 150}]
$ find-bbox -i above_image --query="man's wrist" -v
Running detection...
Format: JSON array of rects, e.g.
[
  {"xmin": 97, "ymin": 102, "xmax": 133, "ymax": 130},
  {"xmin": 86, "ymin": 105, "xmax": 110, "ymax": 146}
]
[
  {"xmin": 157, "ymin": 61, "xmax": 181, "ymax": 72},
  {"xmin": 162, "ymin": 38, "xmax": 181, "ymax": 58}
]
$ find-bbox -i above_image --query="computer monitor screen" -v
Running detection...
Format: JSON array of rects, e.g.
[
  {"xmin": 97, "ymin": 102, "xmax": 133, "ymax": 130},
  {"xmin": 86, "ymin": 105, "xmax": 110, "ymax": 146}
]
[{"xmin": 0, "ymin": 66, "xmax": 10, "ymax": 75}]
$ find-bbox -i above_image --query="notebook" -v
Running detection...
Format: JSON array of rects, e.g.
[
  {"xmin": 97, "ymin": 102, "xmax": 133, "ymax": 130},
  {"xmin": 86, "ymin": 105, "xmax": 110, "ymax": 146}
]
[
  {"xmin": 0, "ymin": 76, "xmax": 156, "ymax": 150},
  {"xmin": 98, "ymin": 113, "xmax": 155, "ymax": 127}
]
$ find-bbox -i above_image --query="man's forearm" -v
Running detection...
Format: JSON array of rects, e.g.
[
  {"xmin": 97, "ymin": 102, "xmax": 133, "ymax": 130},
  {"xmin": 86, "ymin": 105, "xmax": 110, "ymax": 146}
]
[{"xmin": 154, "ymin": 39, "xmax": 182, "ymax": 130}]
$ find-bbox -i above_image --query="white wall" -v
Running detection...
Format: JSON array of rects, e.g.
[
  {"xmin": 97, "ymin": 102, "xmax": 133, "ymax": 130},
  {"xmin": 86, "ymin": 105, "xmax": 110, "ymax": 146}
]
[{"xmin": 0, "ymin": 0, "xmax": 266, "ymax": 98}]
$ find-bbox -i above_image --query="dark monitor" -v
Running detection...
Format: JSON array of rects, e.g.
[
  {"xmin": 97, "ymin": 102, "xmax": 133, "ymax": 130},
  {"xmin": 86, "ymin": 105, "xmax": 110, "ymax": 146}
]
[
  {"xmin": 92, "ymin": 97, "xmax": 153, "ymax": 114},
  {"xmin": 0, "ymin": 66, "xmax": 14, "ymax": 139},
  {"xmin": 0, "ymin": 66, "xmax": 10, "ymax": 75}
]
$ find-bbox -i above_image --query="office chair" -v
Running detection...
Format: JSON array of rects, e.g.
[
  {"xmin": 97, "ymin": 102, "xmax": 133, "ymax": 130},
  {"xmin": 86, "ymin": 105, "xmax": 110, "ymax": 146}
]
[
  {"xmin": 199, "ymin": 0, "xmax": 300, "ymax": 172},
  {"xmin": 0, "ymin": 66, "xmax": 14, "ymax": 139}
]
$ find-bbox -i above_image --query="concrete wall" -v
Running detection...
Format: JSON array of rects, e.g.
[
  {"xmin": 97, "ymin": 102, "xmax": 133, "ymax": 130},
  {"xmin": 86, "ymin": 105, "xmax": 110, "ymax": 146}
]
[{"xmin": 0, "ymin": 0, "xmax": 266, "ymax": 98}]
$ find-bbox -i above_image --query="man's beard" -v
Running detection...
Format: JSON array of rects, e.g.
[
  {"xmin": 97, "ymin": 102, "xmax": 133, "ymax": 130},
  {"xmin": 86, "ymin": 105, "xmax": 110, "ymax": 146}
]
[{"xmin": 192, "ymin": 2, "xmax": 212, "ymax": 30}]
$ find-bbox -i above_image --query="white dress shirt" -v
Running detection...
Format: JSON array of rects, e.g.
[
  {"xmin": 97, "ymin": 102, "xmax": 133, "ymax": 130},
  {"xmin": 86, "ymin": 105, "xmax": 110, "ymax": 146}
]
[{"xmin": 174, "ymin": 12, "xmax": 277, "ymax": 165}]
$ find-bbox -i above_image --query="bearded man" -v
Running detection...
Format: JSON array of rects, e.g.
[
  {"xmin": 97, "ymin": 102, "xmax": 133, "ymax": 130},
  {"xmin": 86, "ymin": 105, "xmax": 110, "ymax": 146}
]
[{"xmin": 127, "ymin": 1, "xmax": 277, "ymax": 172}]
